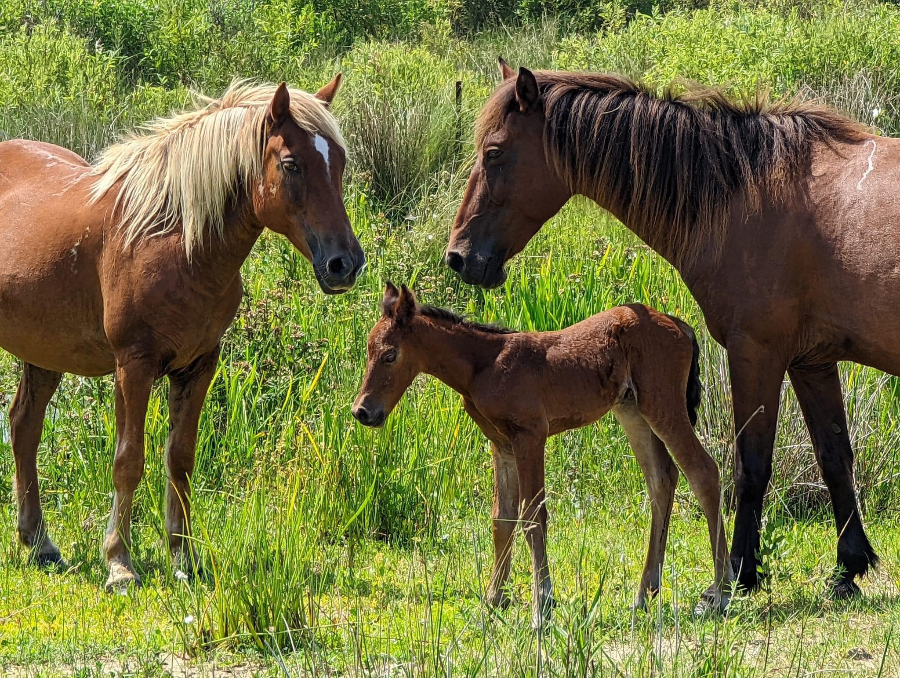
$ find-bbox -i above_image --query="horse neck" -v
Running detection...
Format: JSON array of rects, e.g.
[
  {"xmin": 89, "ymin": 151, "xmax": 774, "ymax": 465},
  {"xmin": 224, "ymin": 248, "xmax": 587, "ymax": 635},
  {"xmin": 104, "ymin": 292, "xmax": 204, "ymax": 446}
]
[
  {"xmin": 412, "ymin": 318, "xmax": 509, "ymax": 398},
  {"xmin": 188, "ymin": 193, "xmax": 263, "ymax": 289}
]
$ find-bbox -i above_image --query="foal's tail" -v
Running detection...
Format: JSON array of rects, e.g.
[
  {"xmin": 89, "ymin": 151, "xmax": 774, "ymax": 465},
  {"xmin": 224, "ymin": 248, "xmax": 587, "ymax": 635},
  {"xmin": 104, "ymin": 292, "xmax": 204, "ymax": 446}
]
[
  {"xmin": 686, "ymin": 329, "xmax": 702, "ymax": 427},
  {"xmin": 668, "ymin": 315, "xmax": 702, "ymax": 427}
]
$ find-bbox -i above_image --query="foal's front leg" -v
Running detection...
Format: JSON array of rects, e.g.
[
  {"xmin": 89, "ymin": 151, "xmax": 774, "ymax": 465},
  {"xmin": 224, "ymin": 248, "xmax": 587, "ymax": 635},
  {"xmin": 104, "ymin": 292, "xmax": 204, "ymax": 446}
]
[
  {"xmin": 103, "ymin": 357, "xmax": 155, "ymax": 592},
  {"xmin": 511, "ymin": 431, "xmax": 552, "ymax": 628},
  {"xmin": 487, "ymin": 440, "xmax": 519, "ymax": 609},
  {"xmin": 166, "ymin": 347, "xmax": 220, "ymax": 578}
]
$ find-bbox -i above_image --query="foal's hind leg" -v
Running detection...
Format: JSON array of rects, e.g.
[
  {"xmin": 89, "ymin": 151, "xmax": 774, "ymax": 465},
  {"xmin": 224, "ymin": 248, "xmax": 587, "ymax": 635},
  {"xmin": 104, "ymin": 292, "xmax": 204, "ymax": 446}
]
[
  {"xmin": 103, "ymin": 357, "xmax": 155, "ymax": 592},
  {"xmin": 642, "ymin": 411, "xmax": 733, "ymax": 614},
  {"xmin": 10, "ymin": 364, "xmax": 63, "ymax": 567},
  {"xmin": 165, "ymin": 347, "xmax": 220, "ymax": 578},
  {"xmin": 789, "ymin": 363, "xmax": 876, "ymax": 598},
  {"xmin": 613, "ymin": 403, "xmax": 678, "ymax": 611}
]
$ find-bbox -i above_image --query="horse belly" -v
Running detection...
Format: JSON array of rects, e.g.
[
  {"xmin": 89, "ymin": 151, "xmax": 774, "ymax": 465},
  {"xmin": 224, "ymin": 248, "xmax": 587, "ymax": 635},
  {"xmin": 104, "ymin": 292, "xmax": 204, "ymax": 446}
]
[{"xmin": 0, "ymin": 176, "xmax": 114, "ymax": 376}]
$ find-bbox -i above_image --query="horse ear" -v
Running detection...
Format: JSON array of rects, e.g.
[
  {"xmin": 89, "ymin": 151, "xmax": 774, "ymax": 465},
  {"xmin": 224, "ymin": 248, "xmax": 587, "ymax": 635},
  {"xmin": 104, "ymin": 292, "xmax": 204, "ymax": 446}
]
[
  {"xmin": 381, "ymin": 281, "xmax": 400, "ymax": 317},
  {"xmin": 394, "ymin": 285, "xmax": 417, "ymax": 326},
  {"xmin": 267, "ymin": 82, "xmax": 291, "ymax": 127},
  {"xmin": 515, "ymin": 67, "xmax": 540, "ymax": 114},
  {"xmin": 315, "ymin": 73, "xmax": 342, "ymax": 107},
  {"xmin": 498, "ymin": 57, "xmax": 515, "ymax": 81}
]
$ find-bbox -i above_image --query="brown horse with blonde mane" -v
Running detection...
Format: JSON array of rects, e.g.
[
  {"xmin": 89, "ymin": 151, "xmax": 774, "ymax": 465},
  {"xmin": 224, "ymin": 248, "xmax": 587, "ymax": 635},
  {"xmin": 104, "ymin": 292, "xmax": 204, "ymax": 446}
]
[
  {"xmin": 447, "ymin": 58, "xmax": 890, "ymax": 597},
  {"xmin": 0, "ymin": 76, "xmax": 364, "ymax": 591},
  {"xmin": 353, "ymin": 283, "xmax": 734, "ymax": 626}
]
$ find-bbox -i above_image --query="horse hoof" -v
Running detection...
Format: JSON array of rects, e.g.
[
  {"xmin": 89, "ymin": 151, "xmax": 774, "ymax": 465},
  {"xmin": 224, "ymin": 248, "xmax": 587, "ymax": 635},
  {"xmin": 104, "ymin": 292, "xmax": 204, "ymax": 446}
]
[
  {"xmin": 104, "ymin": 564, "xmax": 142, "ymax": 594},
  {"xmin": 531, "ymin": 595, "xmax": 556, "ymax": 629},
  {"xmin": 693, "ymin": 585, "xmax": 729, "ymax": 618},
  {"xmin": 34, "ymin": 550, "xmax": 69, "ymax": 572},
  {"xmin": 828, "ymin": 576, "xmax": 861, "ymax": 600}
]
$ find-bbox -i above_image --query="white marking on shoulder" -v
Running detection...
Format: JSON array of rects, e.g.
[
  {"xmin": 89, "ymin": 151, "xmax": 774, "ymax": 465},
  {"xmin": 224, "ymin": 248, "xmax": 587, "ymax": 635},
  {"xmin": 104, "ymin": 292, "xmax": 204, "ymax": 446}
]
[
  {"xmin": 856, "ymin": 138, "xmax": 877, "ymax": 190},
  {"xmin": 314, "ymin": 134, "xmax": 331, "ymax": 176}
]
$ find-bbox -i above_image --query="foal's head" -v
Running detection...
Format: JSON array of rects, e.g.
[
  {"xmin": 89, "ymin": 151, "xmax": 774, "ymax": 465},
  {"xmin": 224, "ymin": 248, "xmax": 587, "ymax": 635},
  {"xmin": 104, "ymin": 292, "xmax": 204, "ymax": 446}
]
[
  {"xmin": 256, "ymin": 77, "xmax": 365, "ymax": 294},
  {"xmin": 446, "ymin": 59, "xmax": 571, "ymax": 288},
  {"xmin": 352, "ymin": 282, "xmax": 423, "ymax": 427}
]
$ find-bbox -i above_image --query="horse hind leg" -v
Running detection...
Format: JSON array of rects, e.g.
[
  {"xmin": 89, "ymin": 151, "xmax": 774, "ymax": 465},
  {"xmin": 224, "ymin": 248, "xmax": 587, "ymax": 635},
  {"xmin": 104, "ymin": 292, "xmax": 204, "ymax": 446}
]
[
  {"xmin": 10, "ymin": 363, "xmax": 64, "ymax": 568},
  {"xmin": 613, "ymin": 402, "xmax": 678, "ymax": 611},
  {"xmin": 789, "ymin": 363, "xmax": 876, "ymax": 598}
]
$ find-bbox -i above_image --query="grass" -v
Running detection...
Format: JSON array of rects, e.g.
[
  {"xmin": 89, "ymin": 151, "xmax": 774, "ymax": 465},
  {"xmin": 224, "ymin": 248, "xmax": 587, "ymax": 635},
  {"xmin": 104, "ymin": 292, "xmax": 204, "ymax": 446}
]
[{"xmin": 4, "ymin": 0, "xmax": 900, "ymax": 674}]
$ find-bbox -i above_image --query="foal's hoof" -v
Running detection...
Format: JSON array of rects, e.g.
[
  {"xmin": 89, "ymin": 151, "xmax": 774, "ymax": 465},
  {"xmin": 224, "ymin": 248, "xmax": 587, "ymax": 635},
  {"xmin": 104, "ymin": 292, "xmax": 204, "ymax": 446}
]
[
  {"xmin": 828, "ymin": 576, "xmax": 861, "ymax": 600},
  {"xmin": 693, "ymin": 585, "xmax": 730, "ymax": 618},
  {"xmin": 104, "ymin": 563, "xmax": 142, "ymax": 594},
  {"xmin": 531, "ymin": 596, "xmax": 556, "ymax": 630},
  {"xmin": 486, "ymin": 589, "xmax": 511, "ymax": 610}
]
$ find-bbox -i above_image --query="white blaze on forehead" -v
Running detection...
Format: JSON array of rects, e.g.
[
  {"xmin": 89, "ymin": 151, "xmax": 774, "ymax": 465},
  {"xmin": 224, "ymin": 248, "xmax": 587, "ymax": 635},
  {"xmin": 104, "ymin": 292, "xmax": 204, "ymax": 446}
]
[{"xmin": 314, "ymin": 134, "xmax": 331, "ymax": 176}]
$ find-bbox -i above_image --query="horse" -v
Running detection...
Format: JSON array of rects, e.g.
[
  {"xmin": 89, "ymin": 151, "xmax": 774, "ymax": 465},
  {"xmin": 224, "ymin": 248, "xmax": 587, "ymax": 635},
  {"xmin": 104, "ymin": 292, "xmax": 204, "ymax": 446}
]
[
  {"xmin": 352, "ymin": 282, "xmax": 734, "ymax": 626},
  {"xmin": 446, "ymin": 58, "xmax": 890, "ymax": 598},
  {"xmin": 0, "ymin": 76, "xmax": 365, "ymax": 591}
]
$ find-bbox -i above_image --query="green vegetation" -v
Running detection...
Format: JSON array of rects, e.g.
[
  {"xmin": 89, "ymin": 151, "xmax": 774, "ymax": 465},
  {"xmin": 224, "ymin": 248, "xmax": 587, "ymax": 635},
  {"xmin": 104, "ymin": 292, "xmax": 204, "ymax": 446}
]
[{"xmin": 2, "ymin": 0, "xmax": 900, "ymax": 674}]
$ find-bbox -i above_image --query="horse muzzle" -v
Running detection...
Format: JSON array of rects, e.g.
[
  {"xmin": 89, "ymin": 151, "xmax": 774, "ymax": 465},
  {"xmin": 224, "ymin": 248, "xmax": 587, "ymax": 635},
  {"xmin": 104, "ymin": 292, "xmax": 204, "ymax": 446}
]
[{"xmin": 444, "ymin": 249, "xmax": 507, "ymax": 289}]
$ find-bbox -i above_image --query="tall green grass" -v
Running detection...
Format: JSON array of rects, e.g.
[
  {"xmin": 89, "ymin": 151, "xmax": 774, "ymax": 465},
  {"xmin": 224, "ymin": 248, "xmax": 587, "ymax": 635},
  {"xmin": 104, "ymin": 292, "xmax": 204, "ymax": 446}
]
[{"xmin": 2, "ymin": 0, "xmax": 900, "ymax": 669}]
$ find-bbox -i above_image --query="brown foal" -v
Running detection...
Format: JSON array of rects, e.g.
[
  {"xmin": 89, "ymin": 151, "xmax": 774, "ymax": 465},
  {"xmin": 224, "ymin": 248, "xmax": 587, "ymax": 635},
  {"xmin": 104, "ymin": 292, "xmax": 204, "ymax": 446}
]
[{"xmin": 353, "ymin": 283, "xmax": 734, "ymax": 626}]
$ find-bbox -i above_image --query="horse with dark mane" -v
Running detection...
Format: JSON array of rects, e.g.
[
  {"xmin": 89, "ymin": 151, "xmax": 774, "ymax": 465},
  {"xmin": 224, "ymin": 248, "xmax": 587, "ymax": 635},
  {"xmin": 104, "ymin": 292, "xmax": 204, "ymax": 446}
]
[
  {"xmin": 446, "ymin": 59, "xmax": 888, "ymax": 597},
  {"xmin": 0, "ymin": 77, "xmax": 364, "ymax": 591},
  {"xmin": 353, "ymin": 283, "xmax": 733, "ymax": 626}
]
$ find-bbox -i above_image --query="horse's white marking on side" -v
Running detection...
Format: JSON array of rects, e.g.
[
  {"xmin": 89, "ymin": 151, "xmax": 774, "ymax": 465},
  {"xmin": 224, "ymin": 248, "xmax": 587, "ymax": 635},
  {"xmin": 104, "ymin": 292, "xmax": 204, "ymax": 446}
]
[
  {"xmin": 857, "ymin": 139, "xmax": 877, "ymax": 190},
  {"xmin": 314, "ymin": 134, "xmax": 331, "ymax": 175}
]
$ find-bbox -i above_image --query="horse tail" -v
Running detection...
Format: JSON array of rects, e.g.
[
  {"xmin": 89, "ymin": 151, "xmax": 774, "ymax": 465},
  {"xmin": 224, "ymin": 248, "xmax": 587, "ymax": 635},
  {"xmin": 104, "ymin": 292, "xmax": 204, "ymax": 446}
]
[{"xmin": 667, "ymin": 315, "xmax": 702, "ymax": 427}]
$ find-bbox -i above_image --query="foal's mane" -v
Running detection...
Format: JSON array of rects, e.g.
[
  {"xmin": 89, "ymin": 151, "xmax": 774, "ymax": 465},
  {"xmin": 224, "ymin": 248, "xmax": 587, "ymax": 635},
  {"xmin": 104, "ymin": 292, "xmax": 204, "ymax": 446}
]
[
  {"xmin": 90, "ymin": 80, "xmax": 345, "ymax": 258},
  {"xmin": 477, "ymin": 72, "xmax": 868, "ymax": 266},
  {"xmin": 419, "ymin": 305, "xmax": 517, "ymax": 335}
]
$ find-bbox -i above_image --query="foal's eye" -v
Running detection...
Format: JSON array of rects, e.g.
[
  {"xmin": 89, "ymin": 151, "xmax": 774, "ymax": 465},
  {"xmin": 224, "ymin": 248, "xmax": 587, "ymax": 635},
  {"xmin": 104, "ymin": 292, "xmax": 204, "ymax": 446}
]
[
  {"xmin": 485, "ymin": 148, "xmax": 503, "ymax": 161},
  {"xmin": 282, "ymin": 161, "xmax": 299, "ymax": 173},
  {"xmin": 383, "ymin": 350, "xmax": 397, "ymax": 364}
]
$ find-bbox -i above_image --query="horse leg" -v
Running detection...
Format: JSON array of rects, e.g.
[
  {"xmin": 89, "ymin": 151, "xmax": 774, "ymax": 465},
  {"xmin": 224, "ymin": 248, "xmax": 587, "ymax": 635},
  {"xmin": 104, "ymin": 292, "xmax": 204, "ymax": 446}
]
[
  {"xmin": 727, "ymin": 341, "xmax": 786, "ymax": 591},
  {"xmin": 510, "ymin": 432, "xmax": 552, "ymax": 628},
  {"xmin": 645, "ymin": 413, "xmax": 734, "ymax": 615},
  {"xmin": 486, "ymin": 440, "xmax": 519, "ymax": 609},
  {"xmin": 10, "ymin": 363, "xmax": 63, "ymax": 567},
  {"xmin": 102, "ymin": 357, "xmax": 154, "ymax": 592},
  {"xmin": 788, "ymin": 363, "xmax": 876, "ymax": 598},
  {"xmin": 165, "ymin": 346, "xmax": 220, "ymax": 578},
  {"xmin": 613, "ymin": 402, "xmax": 678, "ymax": 611}
]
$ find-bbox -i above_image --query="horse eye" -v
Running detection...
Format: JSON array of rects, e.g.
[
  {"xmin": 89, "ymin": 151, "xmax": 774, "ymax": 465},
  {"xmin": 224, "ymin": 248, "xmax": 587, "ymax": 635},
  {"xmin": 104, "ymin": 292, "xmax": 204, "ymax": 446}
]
[
  {"xmin": 485, "ymin": 148, "xmax": 502, "ymax": 161},
  {"xmin": 282, "ymin": 161, "xmax": 299, "ymax": 173},
  {"xmin": 383, "ymin": 350, "xmax": 397, "ymax": 364}
]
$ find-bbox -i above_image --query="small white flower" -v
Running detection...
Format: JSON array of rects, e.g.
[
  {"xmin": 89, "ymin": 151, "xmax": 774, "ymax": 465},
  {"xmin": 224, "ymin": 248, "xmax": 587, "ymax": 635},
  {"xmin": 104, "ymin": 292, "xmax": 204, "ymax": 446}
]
[
  {"xmin": 174, "ymin": 569, "xmax": 189, "ymax": 582},
  {"xmin": 873, "ymin": 108, "xmax": 882, "ymax": 119},
  {"xmin": 183, "ymin": 614, "xmax": 196, "ymax": 625}
]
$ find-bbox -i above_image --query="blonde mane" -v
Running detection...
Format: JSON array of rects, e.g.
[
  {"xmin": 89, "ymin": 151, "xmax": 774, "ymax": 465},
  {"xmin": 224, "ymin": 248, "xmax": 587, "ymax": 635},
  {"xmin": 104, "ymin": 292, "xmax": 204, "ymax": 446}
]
[{"xmin": 90, "ymin": 80, "xmax": 345, "ymax": 259}]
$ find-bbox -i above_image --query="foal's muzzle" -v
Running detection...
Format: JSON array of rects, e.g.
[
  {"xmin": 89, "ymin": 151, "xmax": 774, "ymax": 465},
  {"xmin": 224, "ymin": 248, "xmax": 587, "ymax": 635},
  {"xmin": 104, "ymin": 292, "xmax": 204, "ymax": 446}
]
[{"xmin": 352, "ymin": 403, "xmax": 385, "ymax": 428}]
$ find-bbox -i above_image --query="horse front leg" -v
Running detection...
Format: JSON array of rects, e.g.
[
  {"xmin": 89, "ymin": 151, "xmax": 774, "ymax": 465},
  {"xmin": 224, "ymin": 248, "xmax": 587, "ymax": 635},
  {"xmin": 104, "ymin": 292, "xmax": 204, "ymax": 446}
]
[
  {"xmin": 727, "ymin": 337, "xmax": 788, "ymax": 592},
  {"xmin": 103, "ymin": 356, "xmax": 155, "ymax": 592},
  {"xmin": 788, "ymin": 362, "xmax": 876, "ymax": 598},
  {"xmin": 165, "ymin": 346, "xmax": 220, "ymax": 578},
  {"xmin": 10, "ymin": 364, "xmax": 63, "ymax": 567}
]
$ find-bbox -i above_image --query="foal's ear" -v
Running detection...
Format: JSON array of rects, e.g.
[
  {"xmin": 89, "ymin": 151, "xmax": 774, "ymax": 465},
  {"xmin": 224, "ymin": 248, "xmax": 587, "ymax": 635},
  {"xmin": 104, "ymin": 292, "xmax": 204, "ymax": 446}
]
[
  {"xmin": 315, "ymin": 73, "xmax": 342, "ymax": 107},
  {"xmin": 394, "ymin": 285, "xmax": 417, "ymax": 326},
  {"xmin": 515, "ymin": 67, "xmax": 540, "ymax": 114},
  {"xmin": 498, "ymin": 57, "xmax": 515, "ymax": 81},
  {"xmin": 381, "ymin": 281, "xmax": 400, "ymax": 317},
  {"xmin": 267, "ymin": 82, "xmax": 291, "ymax": 128}
]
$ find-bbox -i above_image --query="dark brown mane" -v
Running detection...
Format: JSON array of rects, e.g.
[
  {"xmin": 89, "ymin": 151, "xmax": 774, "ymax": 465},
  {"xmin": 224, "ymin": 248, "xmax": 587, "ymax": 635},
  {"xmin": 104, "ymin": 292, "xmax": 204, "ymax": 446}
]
[
  {"xmin": 419, "ymin": 304, "xmax": 517, "ymax": 334},
  {"xmin": 476, "ymin": 71, "xmax": 868, "ymax": 266}
]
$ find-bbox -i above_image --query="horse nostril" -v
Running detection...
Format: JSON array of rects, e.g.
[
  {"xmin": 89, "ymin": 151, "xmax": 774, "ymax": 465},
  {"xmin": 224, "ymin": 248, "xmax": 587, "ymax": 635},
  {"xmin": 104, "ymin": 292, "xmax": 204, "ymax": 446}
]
[
  {"xmin": 445, "ymin": 251, "xmax": 465, "ymax": 274},
  {"xmin": 352, "ymin": 405, "xmax": 370, "ymax": 425},
  {"xmin": 327, "ymin": 255, "xmax": 352, "ymax": 278}
]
